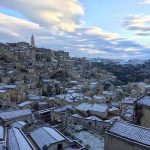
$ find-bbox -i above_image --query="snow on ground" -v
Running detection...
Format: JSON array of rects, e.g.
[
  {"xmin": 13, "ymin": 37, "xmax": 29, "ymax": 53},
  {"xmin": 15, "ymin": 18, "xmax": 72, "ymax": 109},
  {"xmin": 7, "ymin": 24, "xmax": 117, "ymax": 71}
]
[
  {"xmin": 74, "ymin": 130, "xmax": 104, "ymax": 150},
  {"xmin": 62, "ymin": 125, "xmax": 104, "ymax": 150},
  {"xmin": 74, "ymin": 131, "xmax": 104, "ymax": 150}
]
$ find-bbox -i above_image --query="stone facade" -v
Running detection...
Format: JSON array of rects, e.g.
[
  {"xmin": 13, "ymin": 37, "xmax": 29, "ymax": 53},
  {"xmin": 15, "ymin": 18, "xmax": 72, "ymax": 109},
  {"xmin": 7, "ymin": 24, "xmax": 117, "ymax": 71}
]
[{"xmin": 105, "ymin": 133, "xmax": 150, "ymax": 150}]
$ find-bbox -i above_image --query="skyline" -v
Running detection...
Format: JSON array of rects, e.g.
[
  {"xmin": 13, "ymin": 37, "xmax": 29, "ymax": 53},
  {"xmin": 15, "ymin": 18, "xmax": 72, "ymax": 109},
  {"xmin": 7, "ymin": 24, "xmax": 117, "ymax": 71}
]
[{"xmin": 0, "ymin": 0, "xmax": 150, "ymax": 59}]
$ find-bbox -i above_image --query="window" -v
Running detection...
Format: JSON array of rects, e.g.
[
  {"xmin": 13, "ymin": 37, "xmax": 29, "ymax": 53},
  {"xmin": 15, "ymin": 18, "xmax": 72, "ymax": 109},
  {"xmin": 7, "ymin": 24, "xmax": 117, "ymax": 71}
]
[
  {"xmin": 88, "ymin": 122, "xmax": 92, "ymax": 126},
  {"xmin": 57, "ymin": 144, "xmax": 63, "ymax": 150}
]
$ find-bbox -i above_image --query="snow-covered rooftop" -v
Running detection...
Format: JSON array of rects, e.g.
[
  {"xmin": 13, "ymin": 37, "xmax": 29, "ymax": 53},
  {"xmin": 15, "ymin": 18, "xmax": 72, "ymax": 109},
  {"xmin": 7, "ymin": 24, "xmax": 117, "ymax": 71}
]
[
  {"xmin": 90, "ymin": 82, "xmax": 98, "ymax": 85},
  {"xmin": 11, "ymin": 121, "xmax": 26, "ymax": 129},
  {"xmin": 0, "ymin": 90, "xmax": 6, "ymax": 93},
  {"xmin": 125, "ymin": 108, "xmax": 133, "ymax": 114},
  {"xmin": 122, "ymin": 98, "xmax": 136, "ymax": 105},
  {"xmin": 0, "ymin": 109, "xmax": 32, "ymax": 120},
  {"xmin": 30, "ymin": 127, "xmax": 65, "ymax": 149},
  {"xmin": 102, "ymin": 91, "xmax": 113, "ymax": 96},
  {"xmin": 8, "ymin": 128, "xmax": 32, "ymax": 150},
  {"xmin": 105, "ymin": 116, "xmax": 121, "ymax": 123},
  {"xmin": 38, "ymin": 102, "xmax": 48, "ymax": 105},
  {"xmin": 0, "ymin": 84, "xmax": 16, "ymax": 90},
  {"xmin": 54, "ymin": 105, "xmax": 72, "ymax": 113},
  {"xmin": 56, "ymin": 93, "xmax": 81, "ymax": 101},
  {"xmin": 136, "ymin": 96, "xmax": 150, "ymax": 107},
  {"xmin": 71, "ymin": 114, "xmax": 83, "ymax": 118},
  {"xmin": 48, "ymin": 97, "xmax": 55, "ymax": 101},
  {"xmin": 37, "ymin": 108, "xmax": 52, "ymax": 114},
  {"xmin": 0, "ymin": 126, "xmax": 4, "ymax": 140},
  {"xmin": 109, "ymin": 121, "xmax": 150, "ymax": 147},
  {"xmin": 75, "ymin": 103, "xmax": 92, "ymax": 112},
  {"xmin": 76, "ymin": 103, "xmax": 108, "ymax": 113},
  {"xmin": 42, "ymin": 79, "xmax": 51, "ymax": 83},
  {"xmin": 145, "ymin": 85, "xmax": 150, "ymax": 89},
  {"xmin": 85, "ymin": 116, "xmax": 102, "ymax": 121},
  {"xmin": 111, "ymin": 102, "xmax": 120, "ymax": 108},
  {"xmin": 28, "ymin": 95, "xmax": 45, "ymax": 100},
  {"xmin": 89, "ymin": 104, "xmax": 108, "ymax": 113},
  {"xmin": 70, "ymin": 80, "xmax": 78, "ymax": 84},
  {"xmin": 18, "ymin": 101, "xmax": 32, "ymax": 107},
  {"xmin": 93, "ymin": 95, "xmax": 105, "ymax": 100},
  {"xmin": 109, "ymin": 107, "xmax": 119, "ymax": 112}
]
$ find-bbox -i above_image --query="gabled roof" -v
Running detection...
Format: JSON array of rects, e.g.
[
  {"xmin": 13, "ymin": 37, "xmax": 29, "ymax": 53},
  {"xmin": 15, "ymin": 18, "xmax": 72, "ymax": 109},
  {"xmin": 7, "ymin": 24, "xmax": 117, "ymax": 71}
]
[
  {"xmin": 107, "ymin": 121, "xmax": 150, "ymax": 148},
  {"xmin": 18, "ymin": 101, "xmax": 32, "ymax": 107},
  {"xmin": 71, "ymin": 114, "xmax": 83, "ymax": 118},
  {"xmin": 75, "ymin": 103, "xmax": 92, "ymax": 112},
  {"xmin": 11, "ymin": 121, "xmax": 26, "ymax": 129},
  {"xmin": 89, "ymin": 104, "xmax": 108, "ymax": 113},
  {"xmin": 8, "ymin": 128, "xmax": 32, "ymax": 150},
  {"xmin": 85, "ymin": 116, "xmax": 102, "ymax": 121},
  {"xmin": 54, "ymin": 105, "xmax": 72, "ymax": 113},
  {"xmin": 0, "ymin": 109, "xmax": 32, "ymax": 120},
  {"xmin": 0, "ymin": 126, "xmax": 4, "ymax": 141},
  {"xmin": 136, "ymin": 96, "xmax": 150, "ymax": 107},
  {"xmin": 30, "ymin": 127, "xmax": 65, "ymax": 149},
  {"xmin": 109, "ymin": 107, "xmax": 119, "ymax": 112}
]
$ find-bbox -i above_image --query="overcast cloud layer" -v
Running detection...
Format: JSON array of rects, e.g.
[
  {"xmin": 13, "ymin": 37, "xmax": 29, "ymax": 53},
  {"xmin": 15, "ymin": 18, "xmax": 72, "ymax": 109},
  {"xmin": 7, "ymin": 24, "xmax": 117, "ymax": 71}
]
[{"xmin": 0, "ymin": 0, "xmax": 150, "ymax": 59}]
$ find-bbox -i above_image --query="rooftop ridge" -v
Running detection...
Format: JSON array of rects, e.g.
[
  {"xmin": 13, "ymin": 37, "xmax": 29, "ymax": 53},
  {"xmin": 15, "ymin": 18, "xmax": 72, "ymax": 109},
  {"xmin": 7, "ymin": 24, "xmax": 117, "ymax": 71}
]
[
  {"xmin": 42, "ymin": 127, "xmax": 58, "ymax": 142},
  {"xmin": 115, "ymin": 121, "xmax": 150, "ymax": 131}
]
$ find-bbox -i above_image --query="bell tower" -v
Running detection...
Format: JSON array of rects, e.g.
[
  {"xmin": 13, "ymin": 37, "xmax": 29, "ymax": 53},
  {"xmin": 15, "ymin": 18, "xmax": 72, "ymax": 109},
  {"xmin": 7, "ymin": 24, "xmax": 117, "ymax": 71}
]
[{"xmin": 30, "ymin": 34, "xmax": 35, "ymax": 47}]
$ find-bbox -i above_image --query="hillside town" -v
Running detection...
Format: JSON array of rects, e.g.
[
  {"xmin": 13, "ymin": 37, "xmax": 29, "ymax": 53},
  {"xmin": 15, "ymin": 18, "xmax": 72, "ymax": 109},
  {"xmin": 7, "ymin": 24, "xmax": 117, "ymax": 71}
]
[{"xmin": 0, "ymin": 36, "xmax": 150, "ymax": 150}]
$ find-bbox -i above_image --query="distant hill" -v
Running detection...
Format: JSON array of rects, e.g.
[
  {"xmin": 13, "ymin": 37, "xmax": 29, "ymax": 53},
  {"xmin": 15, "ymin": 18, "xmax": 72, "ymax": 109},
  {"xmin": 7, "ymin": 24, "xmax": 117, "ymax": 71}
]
[{"xmin": 91, "ymin": 58, "xmax": 150, "ymax": 84}]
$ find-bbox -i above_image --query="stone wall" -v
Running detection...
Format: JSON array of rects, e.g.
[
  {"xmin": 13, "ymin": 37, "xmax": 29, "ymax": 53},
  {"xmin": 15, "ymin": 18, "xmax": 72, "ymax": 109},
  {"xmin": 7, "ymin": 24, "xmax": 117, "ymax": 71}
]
[
  {"xmin": 104, "ymin": 133, "xmax": 150, "ymax": 150},
  {"xmin": 141, "ymin": 107, "xmax": 150, "ymax": 128}
]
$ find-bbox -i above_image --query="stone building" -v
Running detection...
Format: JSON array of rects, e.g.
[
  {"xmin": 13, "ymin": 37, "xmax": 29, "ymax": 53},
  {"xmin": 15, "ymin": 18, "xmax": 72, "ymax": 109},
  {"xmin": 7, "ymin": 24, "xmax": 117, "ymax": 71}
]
[
  {"xmin": 75, "ymin": 103, "xmax": 108, "ymax": 119},
  {"xmin": 105, "ymin": 121, "xmax": 150, "ymax": 150},
  {"xmin": 64, "ymin": 113, "xmax": 109, "ymax": 133},
  {"xmin": 29, "ymin": 126, "xmax": 84, "ymax": 150},
  {"xmin": 134, "ymin": 94, "xmax": 150, "ymax": 128},
  {"xmin": 30, "ymin": 34, "xmax": 35, "ymax": 47},
  {"xmin": 0, "ymin": 124, "xmax": 84, "ymax": 150},
  {"xmin": 121, "ymin": 97, "xmax": 136, "ymax": 122}
]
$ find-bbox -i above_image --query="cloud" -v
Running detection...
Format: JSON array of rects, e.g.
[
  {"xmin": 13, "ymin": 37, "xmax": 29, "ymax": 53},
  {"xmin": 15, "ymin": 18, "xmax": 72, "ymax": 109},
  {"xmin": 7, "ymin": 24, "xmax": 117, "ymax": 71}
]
[
  {"xmin": 0, "ymin": 0, "xmax": 84, "ymax": 32},
  {"xmin": 122, "ymin": 15, "xmax": 150, "ymax": 31},
  {"xmin": 135, "ymin": 32, "xmax": 150, "ymax": 36},
  {"xmin": 0, "ymin": 0, "xmax": 149, "ymax": 59},
  {"xmin": 0, "ymin": 13, "xmax": 49, "ymax": 42},
  {"xmin": 139, "ymin": 0, "xmax": 150, "ymax": 5},
  {"xmin": 122, "ymin": 14, "xmax": 150, "ymax": 36},
  {"xmin": 83, "ymin": 27, "xmax": 118, "ymax": 40}
]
